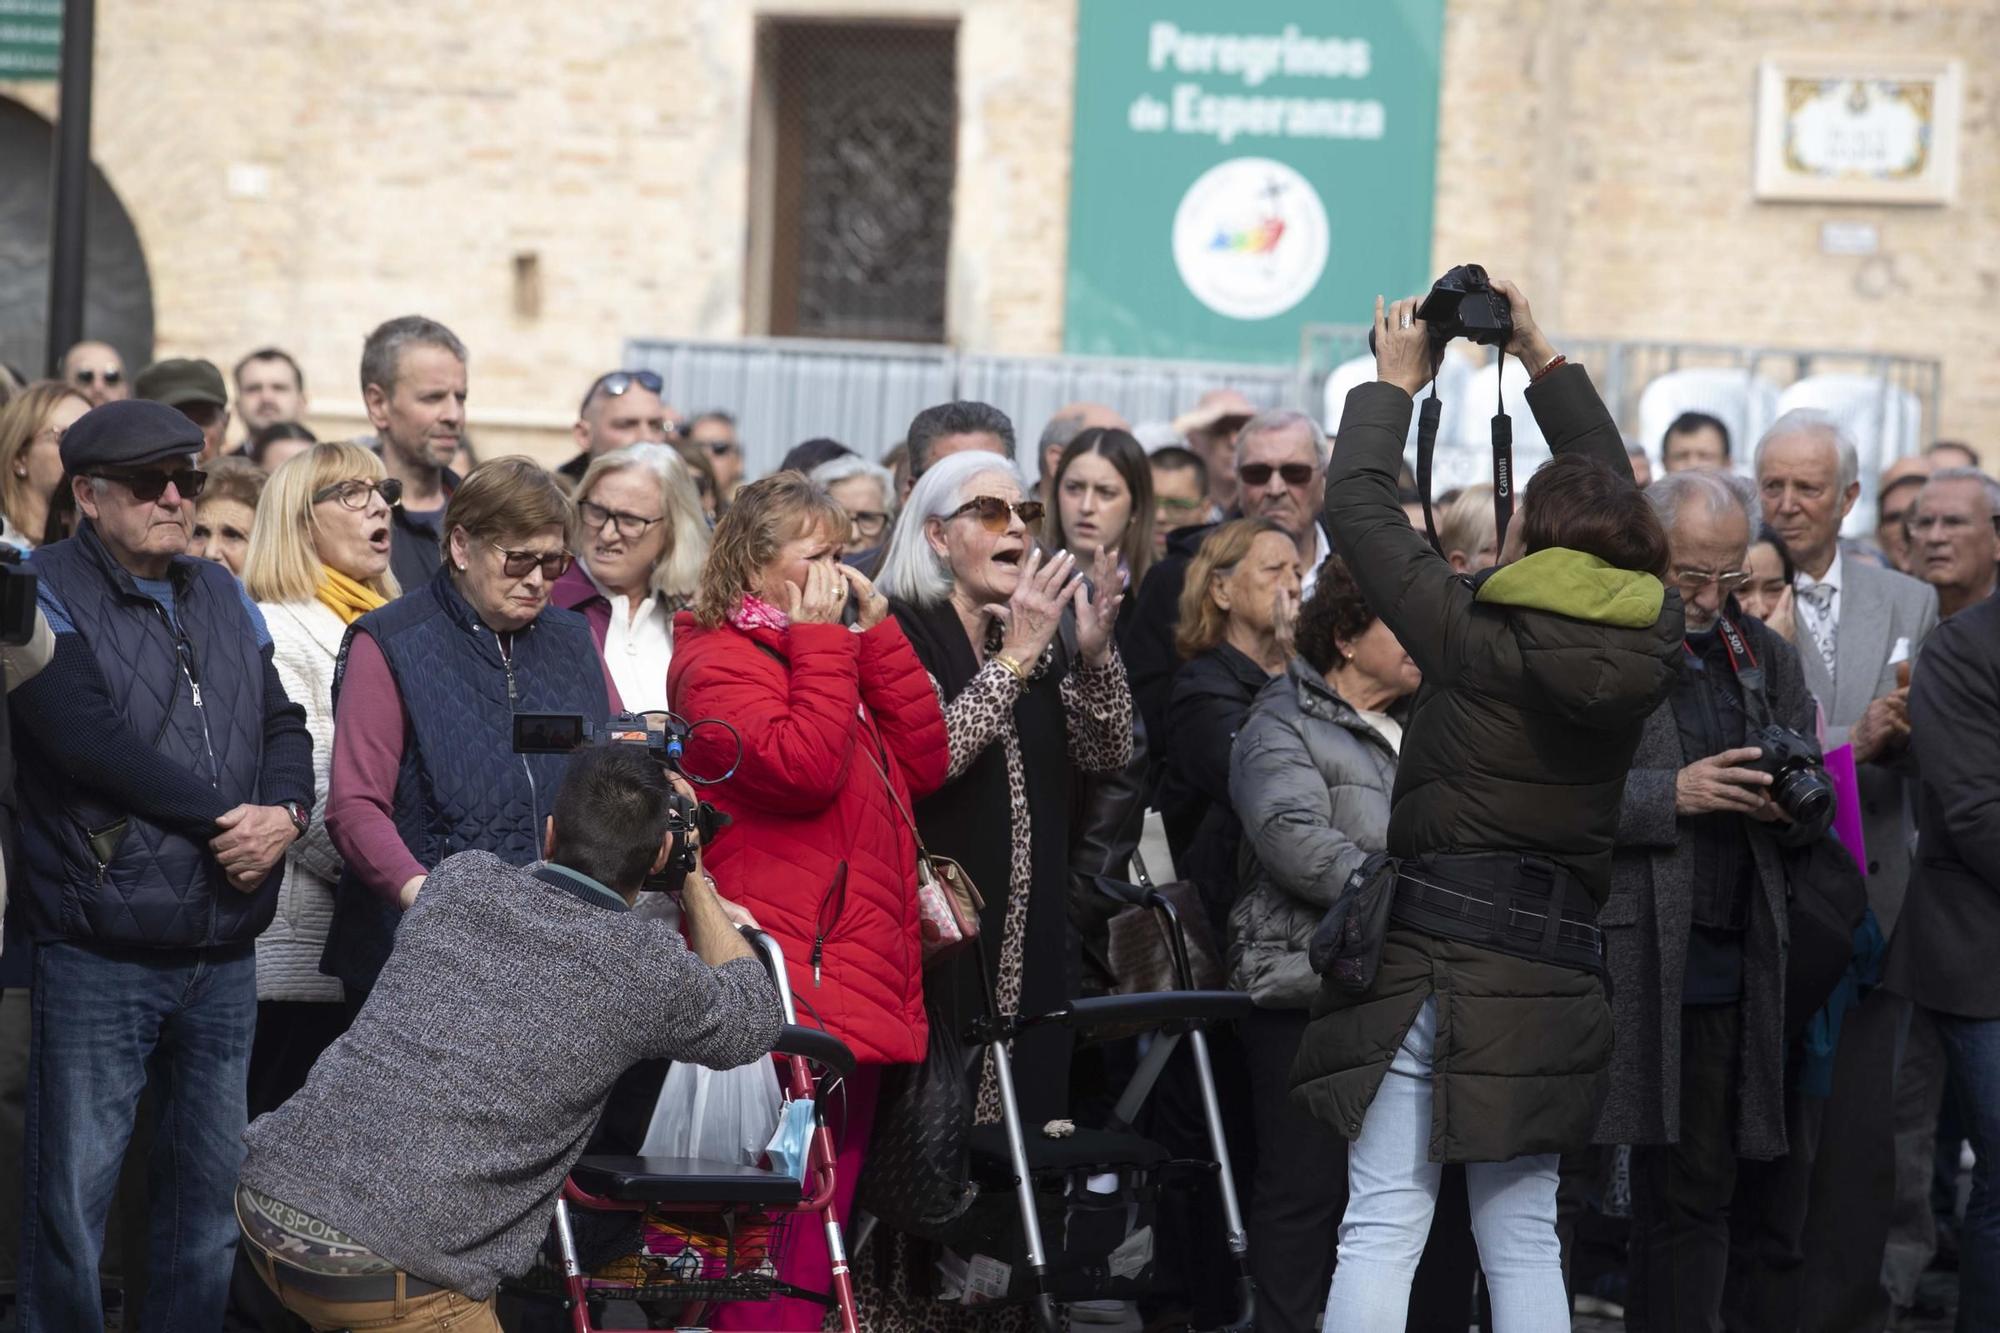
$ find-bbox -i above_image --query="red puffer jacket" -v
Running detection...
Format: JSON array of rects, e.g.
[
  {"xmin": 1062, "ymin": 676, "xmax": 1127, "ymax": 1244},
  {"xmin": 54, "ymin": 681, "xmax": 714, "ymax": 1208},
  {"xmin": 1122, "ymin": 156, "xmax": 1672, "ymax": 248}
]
[{"xmin": 668, "ymin": 613, "xmax": 949, "ymax": 1065}]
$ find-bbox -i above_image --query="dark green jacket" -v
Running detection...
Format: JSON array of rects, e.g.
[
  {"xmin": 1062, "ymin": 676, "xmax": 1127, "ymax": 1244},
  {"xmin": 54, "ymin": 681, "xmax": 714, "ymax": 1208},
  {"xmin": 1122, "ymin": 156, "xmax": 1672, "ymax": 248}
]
[{"xmin": 1290, "ymin": 366, "xmax": 1683, "ymax": 1162}]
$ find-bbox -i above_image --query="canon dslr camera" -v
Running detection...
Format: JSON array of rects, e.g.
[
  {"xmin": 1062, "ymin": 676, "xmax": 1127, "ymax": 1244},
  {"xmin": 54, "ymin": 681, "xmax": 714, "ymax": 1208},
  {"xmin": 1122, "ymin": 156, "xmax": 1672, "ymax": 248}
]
[
  {"xmin": 1417, "ymin": 263, "xmax": 1514, "ymax": 352},
  {"xmin": 512, "ymin": 710, "xmax": 729, "ymax": 879},
  {"xmin": 1747, "ymin": 724, "xmax": 1834, "ymax": 827}
]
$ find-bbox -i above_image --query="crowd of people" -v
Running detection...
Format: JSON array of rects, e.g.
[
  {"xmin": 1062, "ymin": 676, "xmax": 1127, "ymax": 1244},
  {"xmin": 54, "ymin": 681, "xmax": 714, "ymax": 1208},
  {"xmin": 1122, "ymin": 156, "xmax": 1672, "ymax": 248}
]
[{"xmin": 0, "ymin": 285, "xmax": 1993, "ymax": 1333}]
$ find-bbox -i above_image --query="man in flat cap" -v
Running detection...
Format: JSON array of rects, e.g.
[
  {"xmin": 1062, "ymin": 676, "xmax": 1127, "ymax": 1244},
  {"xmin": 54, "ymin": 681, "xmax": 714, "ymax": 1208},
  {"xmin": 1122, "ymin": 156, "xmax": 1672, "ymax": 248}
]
[
  {"xmin": 137, "ymin": 356, "xmax": 233, "ymax": 462},
  {"xmin": 7, "ymin": 399, "xmax": 313, "ymax": 1333}
]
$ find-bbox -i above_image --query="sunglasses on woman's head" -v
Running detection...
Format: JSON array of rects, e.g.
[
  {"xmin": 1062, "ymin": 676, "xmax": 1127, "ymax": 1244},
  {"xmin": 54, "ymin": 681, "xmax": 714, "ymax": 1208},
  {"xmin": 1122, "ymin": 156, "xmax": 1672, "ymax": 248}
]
[
  {"xmin": 945, "ymin": 496, "xmax": 1044, "ymax": 532},
  {"xmin": 312, "ymin": 478, "xmax": 404, "ymax": 510},
  {"xmin": 91, "ymin": 466, "xmax": 206, "ymax": 502},
  {"xmin": 1237, "ymin": 462, "xmax": 1316, "ymax": 487},
  {"xmin": 491, "ymin": 544, "xmax": 574, "ymax": 580}
]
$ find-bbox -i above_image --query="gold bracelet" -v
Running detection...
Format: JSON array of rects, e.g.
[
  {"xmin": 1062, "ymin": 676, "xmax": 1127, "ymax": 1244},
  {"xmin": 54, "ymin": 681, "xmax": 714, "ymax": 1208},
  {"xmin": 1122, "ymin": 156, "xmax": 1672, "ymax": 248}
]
[{"xmin": 992, "ymin": 652, "xmax": 1029, "ymax": 681}]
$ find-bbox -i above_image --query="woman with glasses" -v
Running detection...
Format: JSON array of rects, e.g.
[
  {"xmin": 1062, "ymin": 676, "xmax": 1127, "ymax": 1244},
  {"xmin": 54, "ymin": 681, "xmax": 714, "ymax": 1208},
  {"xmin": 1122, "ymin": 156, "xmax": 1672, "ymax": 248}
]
[
  {"xmin": 238, "ymin": 443, "xmax": 402, "ymax": 1111},
  {"xmin": 669, "ymin": 471, "xmax": 948, "ymax": 1331},
  {"xmin": 855, "ymin": 450, "xmax": 1132, "ymax": 1331},
  {"xmin": 809, "ymin": 452, "xmax": 896, "ymax": 562},
  {"xmin": 0, "ymin": 379, "xmax": 89, "ymax": 548},
  {"xmin": 550, "ymin": 443, "xmax": 710, "ymax": 713},
  {"xmin": 323, "ymin": 457, "xmax": 609, "ymax": 1008}
]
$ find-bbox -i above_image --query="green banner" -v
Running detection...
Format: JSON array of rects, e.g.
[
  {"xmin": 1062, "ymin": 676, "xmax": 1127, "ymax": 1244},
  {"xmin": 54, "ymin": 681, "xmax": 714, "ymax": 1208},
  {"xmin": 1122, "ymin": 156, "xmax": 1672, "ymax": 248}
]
[
  {"xmin": 1063, "ymin": 0, "xmax": 1444, "ymax": 364},
  {"xmin": 0, "ymin": 0, "xmax": 61, "ymax": 78}
]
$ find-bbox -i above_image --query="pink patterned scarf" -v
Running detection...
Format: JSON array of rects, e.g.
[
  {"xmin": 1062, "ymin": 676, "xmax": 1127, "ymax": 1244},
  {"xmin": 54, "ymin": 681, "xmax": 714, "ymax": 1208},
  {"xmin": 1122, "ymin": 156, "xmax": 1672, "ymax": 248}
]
[{"xmin": 728, "ymin": 593, "xmax": 791, "ymax": 634}]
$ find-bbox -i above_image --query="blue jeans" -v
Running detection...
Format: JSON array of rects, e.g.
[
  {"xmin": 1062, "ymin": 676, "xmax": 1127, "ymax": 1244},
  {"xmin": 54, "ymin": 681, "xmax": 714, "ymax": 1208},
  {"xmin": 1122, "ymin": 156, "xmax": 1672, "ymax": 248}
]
[
  {"xmin": 1322, "ymin": 997, "xmax": 1572, "ymax": 1333},
  {"xmin": 18, "ymin": 940, "xmax": 257, "ymax": 1333},
  {"xmin": 1936, "ymin": 1011, "xmax": 2000, "ymax": 1333}
]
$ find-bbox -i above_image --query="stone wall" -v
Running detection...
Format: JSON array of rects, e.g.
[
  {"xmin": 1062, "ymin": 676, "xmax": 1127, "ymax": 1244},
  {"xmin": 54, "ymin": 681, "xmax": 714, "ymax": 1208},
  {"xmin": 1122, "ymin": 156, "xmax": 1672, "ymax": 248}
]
[{"xmin": 4, "ymin": 0, "xmax": 1994, "ymax": 460}]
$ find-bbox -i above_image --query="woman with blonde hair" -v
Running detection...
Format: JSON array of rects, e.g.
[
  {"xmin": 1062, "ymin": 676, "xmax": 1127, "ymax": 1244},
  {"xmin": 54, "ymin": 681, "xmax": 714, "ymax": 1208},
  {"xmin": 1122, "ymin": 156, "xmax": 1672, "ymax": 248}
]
[
  {"xmin": 1161, "ymin": 517, "xmax": 1301, "ymax": 919},
  {"xmin": 669, "ymin": 470, "xmax": 948, "ymax": 1331},
  {"xmin": 238, "ymin": 442, "xmax": 402, "ymax": 1110},
  {"xmin": 324, "ymin": 457, "xmax": 609, "ymax": 1007},
  {"xmin": 550, "ymin": 442, "xmax": 709, "ymax": 712},
  {"xmin": 0, "ymin": 379, "xmax": 89, "ymax": 548}
]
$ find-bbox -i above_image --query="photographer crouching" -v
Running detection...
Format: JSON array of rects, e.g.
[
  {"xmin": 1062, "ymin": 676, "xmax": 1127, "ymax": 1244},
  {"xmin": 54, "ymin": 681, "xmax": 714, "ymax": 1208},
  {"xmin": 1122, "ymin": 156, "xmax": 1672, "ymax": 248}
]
[
  {"xmin": 1596, "ymin": 469, "xmax": 1832, "ymax": 1331},
  {"xmin": 236, "ymin": 744, "xmax": 782, "ymax": 1332},
  {"xmin": 1292, "ymin": 280, "xmax": 1683, "ymax": 1331}
]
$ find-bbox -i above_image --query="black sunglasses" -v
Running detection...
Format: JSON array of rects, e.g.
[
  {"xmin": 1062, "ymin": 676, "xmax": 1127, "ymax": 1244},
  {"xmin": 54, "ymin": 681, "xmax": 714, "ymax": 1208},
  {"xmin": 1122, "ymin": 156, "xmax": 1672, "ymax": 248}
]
[
  {"xmin": 92, "ymin": 466, "xmax": 206, "ymax": 502},
  {"xmin": 579, "ymin": 369, "xmax": 664, "ymax": 416},
  {"xmin": 312, "ymin": 478, "xmax": 405, "ymax": 510},
  {"xmin": 491, "ymin": 543, "xmax": 573, "ymax": 580},
  {"xmin": 945, "ymin": 496, "xmax": 1044, "ymax": 532},
  {"xmin": 1238, "ymin": 462, "xmax": 1316, "ymax": 487},
  {"xmin": 73, "ymin": 368, "xmax": 123, "ymax": 387}
]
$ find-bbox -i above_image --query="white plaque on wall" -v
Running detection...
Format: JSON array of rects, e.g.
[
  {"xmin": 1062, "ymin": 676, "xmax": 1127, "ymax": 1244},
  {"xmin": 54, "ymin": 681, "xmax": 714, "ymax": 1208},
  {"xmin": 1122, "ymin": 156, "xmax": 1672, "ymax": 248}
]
[{"xmin": 1755, "ymin": 57, "xmax": 1961, "ymax": 205}]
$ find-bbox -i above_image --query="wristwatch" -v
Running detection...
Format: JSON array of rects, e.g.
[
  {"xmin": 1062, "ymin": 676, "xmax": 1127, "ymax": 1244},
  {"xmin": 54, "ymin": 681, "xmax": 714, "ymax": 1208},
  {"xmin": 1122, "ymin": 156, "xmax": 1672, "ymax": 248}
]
[{"xmin": 282, "ymin": 801, "xmax": 310, "ymax": 838}]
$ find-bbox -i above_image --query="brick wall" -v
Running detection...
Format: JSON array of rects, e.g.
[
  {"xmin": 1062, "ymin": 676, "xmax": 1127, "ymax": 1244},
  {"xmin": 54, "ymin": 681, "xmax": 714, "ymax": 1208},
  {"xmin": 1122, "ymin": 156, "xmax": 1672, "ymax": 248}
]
[{"xmin": 4, "ymin": 0, "xmax": 1994, "ymax": 460}]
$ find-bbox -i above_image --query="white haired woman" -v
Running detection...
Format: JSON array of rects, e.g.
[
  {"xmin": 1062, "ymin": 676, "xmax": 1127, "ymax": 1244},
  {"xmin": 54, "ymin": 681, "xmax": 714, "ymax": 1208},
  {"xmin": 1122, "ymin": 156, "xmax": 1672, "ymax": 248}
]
[
  {"xmin": 239, "ymin": 441, "xmax": 402, "ymax": 1113},
  {"xmin": 550, "ymin": 443, "xmax": 710, "ymax": 713},
  {"xmin": 858, "ymin": 448, "xmax": 1134, "ymax": 1329},
  {"xmin": 809, "ymin": 452, "xmax": 897, "ymax": 562}
]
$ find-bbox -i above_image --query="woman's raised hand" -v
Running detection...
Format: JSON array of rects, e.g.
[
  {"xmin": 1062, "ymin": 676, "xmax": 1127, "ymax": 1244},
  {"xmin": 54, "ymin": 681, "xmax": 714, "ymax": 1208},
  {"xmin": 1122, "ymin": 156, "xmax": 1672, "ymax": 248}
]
[
  {"xmin": 994, "ymin": 547, "xmax": 1079, "ymax": 670},
  {"xmin": 1272, "ymin": 585, "xmax": 1300, "ymax": 660},
  {"xmin": 839, "ymin": 563, "xmax": 891, "ymax": 630},
  {"xmin": 785, "ymin": 560, "xmax": 849, "ymax": 624},
  {"xmin": 1375, "ymin": 294, "xmax": 1433, "ymax": 398},
  {"xmin": 1074, "ymin": 544, "xmax": 1127, "ymax": 667}
]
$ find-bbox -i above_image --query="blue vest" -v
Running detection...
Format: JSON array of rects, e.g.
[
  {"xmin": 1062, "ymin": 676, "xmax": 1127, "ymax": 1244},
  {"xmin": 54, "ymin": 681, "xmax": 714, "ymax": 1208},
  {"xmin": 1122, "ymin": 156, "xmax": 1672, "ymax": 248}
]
[
  {"xmin": 16, "ymin": 523, "xmax": 271, "ymax": 947},
  {"xmin": 320, "ymin": 568, "xmax": 608, "ymax": 993}
]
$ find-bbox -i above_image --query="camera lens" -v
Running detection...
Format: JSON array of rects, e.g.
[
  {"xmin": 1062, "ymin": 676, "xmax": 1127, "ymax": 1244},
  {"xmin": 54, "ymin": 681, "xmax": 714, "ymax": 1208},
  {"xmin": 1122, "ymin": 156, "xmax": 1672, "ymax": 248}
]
[{"xmin": 1773, "ymin": 764, "xmax": 1834, "ymax": 828}]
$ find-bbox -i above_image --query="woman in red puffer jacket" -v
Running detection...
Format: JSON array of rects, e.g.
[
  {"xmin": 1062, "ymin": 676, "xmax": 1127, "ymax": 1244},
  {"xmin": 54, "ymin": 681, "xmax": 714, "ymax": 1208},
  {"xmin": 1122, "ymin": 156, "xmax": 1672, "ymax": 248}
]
[{"xmin": 668, "ymin": 471, "xmax": 947, "ymax": 1331}]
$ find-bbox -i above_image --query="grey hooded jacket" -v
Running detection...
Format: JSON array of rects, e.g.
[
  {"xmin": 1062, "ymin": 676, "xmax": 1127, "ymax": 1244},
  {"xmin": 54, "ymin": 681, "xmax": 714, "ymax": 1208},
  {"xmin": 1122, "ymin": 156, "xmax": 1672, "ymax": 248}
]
[{"xmin": 1227, "ymin": 657, "xmax": 1399, "ymax": 1009}]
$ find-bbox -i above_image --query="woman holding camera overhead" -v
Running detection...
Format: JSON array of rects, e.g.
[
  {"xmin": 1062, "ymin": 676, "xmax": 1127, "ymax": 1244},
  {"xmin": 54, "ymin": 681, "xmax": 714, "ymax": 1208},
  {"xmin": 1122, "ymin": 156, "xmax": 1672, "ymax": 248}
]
[
  {"xmin": 1292, "ymin": 281, "xmax": 1683, "ymax": 1331},
  {"xmin": 550, "ymin": 442, "xmax": 710, "ymax": 713},
  {"xmin": 323, "ymin": 458, "xmax": 610, "ymax": 1008},
  {"xmin": 669, "ymin": 471, "xmax": 948, "ymax": 1332}
]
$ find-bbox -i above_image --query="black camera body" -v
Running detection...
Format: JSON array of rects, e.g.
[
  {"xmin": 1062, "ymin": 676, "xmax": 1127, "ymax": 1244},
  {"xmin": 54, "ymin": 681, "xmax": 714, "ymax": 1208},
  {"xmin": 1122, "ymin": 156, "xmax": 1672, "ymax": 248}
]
[
  {"xmin": 1417, "ymin": 263, "xmax": 1514, "ymax": 352},
  {"xmin": 0, "ymin": 546, "xmax": 38, "ymax": 647},
  {"xmin": 1747, "ymin": 723, "xmax": 1834, "ymax": 827},
  {"xmin": 512, "ymin": 710, "xmax": 731, "ymax": 881}
]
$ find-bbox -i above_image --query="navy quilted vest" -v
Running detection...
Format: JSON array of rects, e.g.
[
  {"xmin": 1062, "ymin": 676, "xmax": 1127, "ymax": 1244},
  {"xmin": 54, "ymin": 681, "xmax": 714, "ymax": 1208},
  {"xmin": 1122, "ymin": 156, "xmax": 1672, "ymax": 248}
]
[
  {"xmin": 17, "ymin": 523, "xmax": 271, "ymax": 947},
  {"xmin": 320, "ymin": 568, "xmax": 608, "ymax": 994}
]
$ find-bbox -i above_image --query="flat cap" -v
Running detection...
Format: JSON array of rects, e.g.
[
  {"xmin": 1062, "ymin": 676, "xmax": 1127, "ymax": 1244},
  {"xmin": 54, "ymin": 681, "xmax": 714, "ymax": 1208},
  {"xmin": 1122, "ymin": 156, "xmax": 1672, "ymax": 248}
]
[
  {"xmin": 60, "ymin": 400, "xmax": 205, "ymax": 474},
  {"xmin": 135, "ymin": 357, "xmax": 228, "ymax": 408}
]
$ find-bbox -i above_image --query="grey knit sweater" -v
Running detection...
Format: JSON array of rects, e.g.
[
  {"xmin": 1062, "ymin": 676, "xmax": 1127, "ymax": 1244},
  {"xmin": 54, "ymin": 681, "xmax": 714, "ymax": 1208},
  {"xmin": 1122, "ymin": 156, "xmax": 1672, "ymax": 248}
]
[{"xmin": 240, "ymin": 850, "xmax": 783, "ymax": 1298}]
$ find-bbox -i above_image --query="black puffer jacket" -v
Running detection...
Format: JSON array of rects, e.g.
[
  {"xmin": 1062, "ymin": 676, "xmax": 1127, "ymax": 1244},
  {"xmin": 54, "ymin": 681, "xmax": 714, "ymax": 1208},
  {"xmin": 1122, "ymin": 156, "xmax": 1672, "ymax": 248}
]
[{"xmin": 1290, "ymin": 366, "xmax": 1683, "ymax": 1162}]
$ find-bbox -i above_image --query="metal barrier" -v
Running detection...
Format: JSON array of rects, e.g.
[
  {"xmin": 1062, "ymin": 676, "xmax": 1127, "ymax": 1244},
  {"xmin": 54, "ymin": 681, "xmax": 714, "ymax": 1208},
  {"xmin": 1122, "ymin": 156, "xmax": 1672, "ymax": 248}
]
[{"xmin": 622, "ymin": 335, "xmax": 1300, "ymax": 478}]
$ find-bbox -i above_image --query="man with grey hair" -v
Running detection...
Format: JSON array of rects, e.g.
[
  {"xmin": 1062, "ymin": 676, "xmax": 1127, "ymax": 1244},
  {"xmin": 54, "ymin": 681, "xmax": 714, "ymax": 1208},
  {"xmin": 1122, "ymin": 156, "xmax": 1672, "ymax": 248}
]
[
  {"xmin": 1236, "ymin": 408, "xmax": 1332, "ymax": 596},
  {"xmin": 1904, "ymin": 466, "xmax": 2000, "ymax": 621},
  {"xmin": 902, "ymin": 400, "xmax": 1016, "ymax": 504},
  {"xmin": 1036, "ymin": 402, "xmax": 1128, "ymax": 497},
  {"xmin": 1603, "ymin": 468, "xmax": 1828, "ymax": 1332},
  {"xmin": 360, "ymin": 315, "xmax": 468, "ymax": 591},
  {"xmin": 1737, "ymin": 407, "xmax": 1938, "ymax": 1331}
]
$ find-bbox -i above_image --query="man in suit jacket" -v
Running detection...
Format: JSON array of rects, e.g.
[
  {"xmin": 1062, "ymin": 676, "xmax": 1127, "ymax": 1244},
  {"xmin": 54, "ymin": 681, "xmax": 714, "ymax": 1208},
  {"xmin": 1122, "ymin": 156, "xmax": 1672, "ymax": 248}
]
[
  {"xmin": 1883, "ymin": 588, "xmax": 2000, "ymax": 1326},
  {"xmin": 1731, "ymin": 410, "xmax": 1938, "ymax": 1331}
]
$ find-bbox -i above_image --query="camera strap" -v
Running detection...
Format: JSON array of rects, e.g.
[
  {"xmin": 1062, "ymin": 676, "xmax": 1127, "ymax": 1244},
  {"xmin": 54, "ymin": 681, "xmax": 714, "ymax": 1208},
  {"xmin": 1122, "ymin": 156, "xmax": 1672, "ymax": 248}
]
[
  {"xmin": 1690, "ymin": 614, "xmax": 1775, "ymax": 732},
  {"xmin": 1416, "ymin": 388, "xmax": 1444, "ymax": 554},
  {"xmin": 1491, "ymin": 356, "xmax": 1514, "ymax": 551}
]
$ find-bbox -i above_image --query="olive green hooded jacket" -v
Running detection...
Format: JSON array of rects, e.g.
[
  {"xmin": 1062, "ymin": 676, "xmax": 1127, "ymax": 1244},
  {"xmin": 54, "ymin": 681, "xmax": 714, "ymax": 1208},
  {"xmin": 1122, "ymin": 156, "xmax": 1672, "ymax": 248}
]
[{"xmin": 1291, "ymin": 365, "xmax": 1683, "ymax": 1163}]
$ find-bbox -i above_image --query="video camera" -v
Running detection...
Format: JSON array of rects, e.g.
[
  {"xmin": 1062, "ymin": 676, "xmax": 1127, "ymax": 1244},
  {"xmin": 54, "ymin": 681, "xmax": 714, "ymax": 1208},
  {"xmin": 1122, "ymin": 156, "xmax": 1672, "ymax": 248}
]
[{"xmin": 512, "ymin": 710, "xmax": 737, "ymax": 884}]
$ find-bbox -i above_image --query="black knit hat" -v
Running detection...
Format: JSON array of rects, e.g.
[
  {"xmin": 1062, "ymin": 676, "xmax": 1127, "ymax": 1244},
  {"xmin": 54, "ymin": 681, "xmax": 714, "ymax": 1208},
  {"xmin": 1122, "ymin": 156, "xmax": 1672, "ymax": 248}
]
[{"xmin": 59, "ymin": 399, "xmax": 204, "ymax": 474}]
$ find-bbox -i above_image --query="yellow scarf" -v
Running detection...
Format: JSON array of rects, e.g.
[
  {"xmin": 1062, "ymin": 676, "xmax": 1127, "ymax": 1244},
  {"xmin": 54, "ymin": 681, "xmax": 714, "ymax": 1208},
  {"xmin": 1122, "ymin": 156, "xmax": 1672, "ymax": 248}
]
[{"xmin": 316, "ymin": 566, "xmax": 388, "ymax": 626}]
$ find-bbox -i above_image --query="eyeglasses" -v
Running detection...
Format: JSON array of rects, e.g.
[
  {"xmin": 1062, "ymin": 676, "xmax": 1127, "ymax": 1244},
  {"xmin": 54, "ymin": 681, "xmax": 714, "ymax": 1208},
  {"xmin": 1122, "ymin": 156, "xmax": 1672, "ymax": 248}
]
[
  {"xmin": 490, "ymin": 543, "xmax": 573, "ymax": 580},
  {"xmin": 91, "ymin": 467, "xmax": 206, "ymax": 502},
  {"xmin": 846, "ymin": 509, "xmax": 890, "ymax": 538},
  {"xmin": 579, "ymin": 369, "xmax": 664, "ymax": 416},
  {"xmin": 72, "ymin": 368, "xmax": 122, "ymax": 387},
  {"xmin": 944, "ymin": 496, "xmax": 1044, "ymax": 532},
  {"xmin": 705, "ymin": 439, "xmax": 740, "ymax": 458},
  {"xmin": 579, "ymin": 499, "xmax": 664, "ymax": 541},
  {"xmin": 1237, "ymin": 462, "xmax": 1316, "ymax": 487},
  {"xmin": 1672, "ymin": 568, "xmax": 1750, "ymax": 594},
  {"xmin": 312, "ymin": 478, "xmax": 404, "ymax": 510},
  {"xmin": 1156, "ymin": 495, "xmax": 1206, "ymax": 515}
]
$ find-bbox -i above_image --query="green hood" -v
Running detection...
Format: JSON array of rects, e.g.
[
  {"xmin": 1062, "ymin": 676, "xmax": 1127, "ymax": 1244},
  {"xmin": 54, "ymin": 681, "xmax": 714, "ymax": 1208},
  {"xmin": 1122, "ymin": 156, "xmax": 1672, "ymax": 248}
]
[{"xmin": 1475, "ymin": 548, "xmax": 1664, "ymax": 628}]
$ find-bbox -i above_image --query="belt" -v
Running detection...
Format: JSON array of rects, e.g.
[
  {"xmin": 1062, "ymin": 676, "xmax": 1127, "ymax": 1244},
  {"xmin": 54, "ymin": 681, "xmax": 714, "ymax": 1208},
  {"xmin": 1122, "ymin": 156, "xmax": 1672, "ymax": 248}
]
[
  {"xmin": 248, "ymin": 1248, "xmax": 447, "ymax": 1304},
  {"xmin": 1389, "ymin": 855, "xmax": 1604, "ymax": 973}
]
